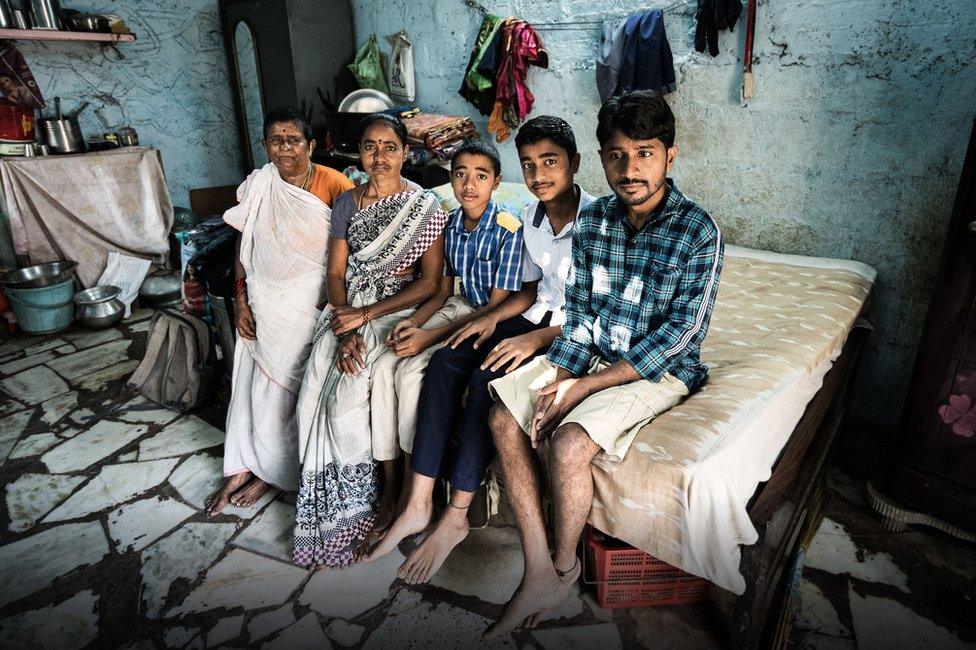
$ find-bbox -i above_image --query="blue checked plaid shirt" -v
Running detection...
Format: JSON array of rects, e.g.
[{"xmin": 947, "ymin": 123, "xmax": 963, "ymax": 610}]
[
  {"xmin": 444, "ymin": 200, "xmax": 524, "ymax": 307},
  {"xmin": 546, "ymin": 181, "xmax": 723, "ymax": 389}
]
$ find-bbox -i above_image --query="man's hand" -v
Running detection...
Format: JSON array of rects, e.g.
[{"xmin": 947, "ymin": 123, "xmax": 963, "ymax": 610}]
[
  {"xmin": 446, "ymin": 315, "xmax": 497, "ymax": 350},
  {"xmin": 235, "ymin": 298, "xmax": 256, "ymax": 340},
  {"xmin": 393, "ymin": 326, "xmax": 434, "ymax": 358},
  {"xmin": 529, "ymin": 376, "xmax": 592, "ymax": 447},
  {"xmin": 330, "ymin": 305, "xmax": 365, "ymax": 336},
  {"xmin": 386, "ymin": 318, "xmax": 417, "ymax": 347},
  {"xmin": 336, "ymin": 333, "xmax": 366, "ymax": 374},
  {"xmin": 481, "ymin": 331, "xmax": 543, "ymax": 373}
]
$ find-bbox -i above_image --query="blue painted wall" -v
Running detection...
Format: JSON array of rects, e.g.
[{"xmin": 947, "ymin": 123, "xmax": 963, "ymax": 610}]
[
  {"xmin": 12, "ymin": 0, "xmax": 242, "ymax": 208},
  {"xmin": 352, "ymin": 0, "xmax": 976, "ymax": 431}
]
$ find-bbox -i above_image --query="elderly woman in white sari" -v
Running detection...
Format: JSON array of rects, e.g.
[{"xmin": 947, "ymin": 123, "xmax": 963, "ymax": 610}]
[
  {"xmin": 293, "ymin": 114, "xmax": 448, "ymax": 568},
  {"xmin": 205, "ymin": 107, "xmax": 354, "ymax": 515}
]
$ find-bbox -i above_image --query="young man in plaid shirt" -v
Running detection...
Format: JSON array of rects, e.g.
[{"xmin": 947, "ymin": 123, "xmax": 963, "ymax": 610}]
[{"xmin": 485, "ymin": 90, "xmax": 724, "ymax": 637}]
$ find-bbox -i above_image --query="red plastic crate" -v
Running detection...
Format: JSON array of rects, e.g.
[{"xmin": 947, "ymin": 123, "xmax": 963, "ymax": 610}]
[{"xmin": 585, "ymin": 526, "xmax": 711, "ymax": 608}]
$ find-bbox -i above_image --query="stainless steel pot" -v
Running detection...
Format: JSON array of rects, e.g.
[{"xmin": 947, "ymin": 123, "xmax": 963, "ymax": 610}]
[
  {"xmin": 0, "ymin": 260, "xmax": 78, "ymax": 289},
  {"xmin": 0, "ymin": 1, "xmax": 14, "ymax": 29},
  {"xmin": 67, "ymin": 13, "xmax": 110, "ymax": 33},
  {"xmin": 29, "ymin": 0, "xmax": 61, "ymax": 30},
  {"xmin": 39, "ymin": 97, "xmax": 86, "ymax": 155},
  {"xmin": 73, "ymin": 285, "xmax": 124, "ymax": 328}
]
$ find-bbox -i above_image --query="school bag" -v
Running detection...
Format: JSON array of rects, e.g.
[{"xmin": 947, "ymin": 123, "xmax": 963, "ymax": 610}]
[{"xmin": 127, "ymin": 308, "xmax": 216, "ymax": 411}]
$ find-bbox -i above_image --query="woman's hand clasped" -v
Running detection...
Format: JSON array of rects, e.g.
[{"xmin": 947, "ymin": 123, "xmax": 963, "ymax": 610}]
[
  {"xmin": 330, "ymin": 305, "xmax": 366, "ymax": 337},
  {"xmin": 336, "ymin": 333, "xmax": 367, "ymax": 375},
  {"xmin": 235, "ymin": 299, "xmax": 256, "ymax": 340}
]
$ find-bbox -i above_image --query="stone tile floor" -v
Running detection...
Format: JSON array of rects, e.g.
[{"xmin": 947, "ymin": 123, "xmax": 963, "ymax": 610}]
[{"xmin": 0, "ymin": 311, "xmax": 973, "ymax": 648}]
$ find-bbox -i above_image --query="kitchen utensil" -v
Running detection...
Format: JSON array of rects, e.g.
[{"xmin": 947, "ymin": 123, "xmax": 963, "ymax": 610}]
[
  {"xmin": 138, "ymin": 272, "xmax": 181, "ymax": 308},
  {"xmin": 337, "ymin": 88, "xmax": 394, "ymax": 113},
  {"xmin": 0, "ymin": 0, "xmax": 14, "ymax": 29},
  {"xmin": 23, "ymin": 142, "xmax": 34, "ymax": 156},
  {"xmin": 11, "ymin": 9, "xmax": 28, "ymax": 29},
  {"xmin": 0, "ymin": 260, "xmax": 78, "ymax": 289},
  {"xmin": 73, "ymin": 285, "xmax": 124, "ymax": 328},
  {"xmin": 38, "ymin": 96, "xmax": 85, "ymax": 154},
  {"xmin": 118, "ymin": 126, "xmax": 138, "ymax": 147},
  {"xmin": 28, "ymin": 0, "xmax": 61, "ymax": 30},
  {"xmin": 67, "ymin": 13, "xmax": 110, "ymax": 33}
]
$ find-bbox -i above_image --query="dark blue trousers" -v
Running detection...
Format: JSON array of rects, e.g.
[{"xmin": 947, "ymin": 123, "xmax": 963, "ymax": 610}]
[{"xmin": 410, "ymin": 314, "xmax": 550, "ymax": 492}]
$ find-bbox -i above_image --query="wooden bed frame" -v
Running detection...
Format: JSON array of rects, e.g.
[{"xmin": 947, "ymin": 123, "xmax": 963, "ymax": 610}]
[{"xmin": 729, "ymin": 325, "xmax": 868, "ymax": 648}]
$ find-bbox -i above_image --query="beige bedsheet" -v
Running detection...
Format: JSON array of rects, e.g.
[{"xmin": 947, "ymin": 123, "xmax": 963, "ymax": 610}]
[
  {"xmin": 0, "ymin": 147, "xmax": 173, "ymax": 287},
  {"xmin": 585, "ymin": 245, "xmax": 875, "ymax": 595}
]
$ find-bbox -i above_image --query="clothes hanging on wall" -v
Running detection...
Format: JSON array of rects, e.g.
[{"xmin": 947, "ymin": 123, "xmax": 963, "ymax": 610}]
[
  {"xmin": 694, "ymin": 0, "xmax": 743, "ymax": 57},
  {"xmin": 459, "ymin": 14, "xmax": 505, "ymax": 116},
  {"xmin": 486, "ymin": 20, "xmax": 547, "ymax": 142},
  {"xmin": 596, "ymin": 10, "xmax": 675, "ymax": 103}
]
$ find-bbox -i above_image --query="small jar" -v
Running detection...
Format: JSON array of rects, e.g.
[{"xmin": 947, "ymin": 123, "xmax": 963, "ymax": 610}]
[{"xmin": 118, "ymin": 126, "xmax": 139, "ymax": 147}]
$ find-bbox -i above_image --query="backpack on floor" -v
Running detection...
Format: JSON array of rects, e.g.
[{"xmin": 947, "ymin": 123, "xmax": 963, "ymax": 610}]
[{"xmin": 128, "ymin": 308, "xmax": 216, "ymax": 411}]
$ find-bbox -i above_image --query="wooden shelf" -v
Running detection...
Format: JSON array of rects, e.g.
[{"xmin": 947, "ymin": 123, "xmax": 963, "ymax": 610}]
[{"xmin": 0, "ymin": 28, "xmax": 136, "ymax": 43}]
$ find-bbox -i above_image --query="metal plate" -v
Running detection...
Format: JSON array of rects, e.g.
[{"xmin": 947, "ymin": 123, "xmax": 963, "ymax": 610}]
[{"xmin": 337, "ymin": 89, "xmax": 394, "ymax": 113}]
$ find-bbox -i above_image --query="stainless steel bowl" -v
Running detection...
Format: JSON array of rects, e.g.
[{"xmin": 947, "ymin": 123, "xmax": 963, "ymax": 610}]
[
  {"xmin": 138, "ymin": 272, "xmax": 181, "ymax": 308},
  {"xmin": 73, "ymin": 285, "xmax": 124, "ymax": 328},
  {"xmin": 0, "ymin": 261, "xmax": 78, "ymax": 289}
]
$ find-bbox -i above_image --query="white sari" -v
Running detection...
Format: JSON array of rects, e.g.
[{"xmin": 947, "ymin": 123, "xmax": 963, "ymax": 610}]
[{"xmin": 222, "ymin": 163, "xmax": 331, "ymax": 490}]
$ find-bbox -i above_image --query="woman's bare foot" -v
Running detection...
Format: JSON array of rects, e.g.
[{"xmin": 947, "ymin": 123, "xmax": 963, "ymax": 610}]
[
  {"xmin": 229, "ymin": 476, "xmax": 273, "ymax": 507},
  {"xmin": 482, "ymin": 558, "xmax": 581, "ymax": 640},
  {"xmin": 397, "ymin": 508, "xmax": 469, "ymax": 584},
  {"xmin": 363, "ymin": 500, "xmax": 431, "ymax": 562},
  {"xmin": 204, "ymin": 472, "xmax": 252, "ymax": 516}
]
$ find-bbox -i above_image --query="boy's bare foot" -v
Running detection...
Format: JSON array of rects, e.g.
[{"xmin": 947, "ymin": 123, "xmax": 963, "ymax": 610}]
[
  {"xmin": 397, "ymin": 509, "xmax": 469, "ymax": 584},
  {"xmin": 229, "ymin": 476, "xmax": 273, "ymax": 507},
  {"xmin": 204, "ymin": 472, "xmax": 251, "ymax": 516},
  {"xmin": 363, "ymin": 500, "xmax": 431, "ymax": 562},
  {"xmin": 482, "ymin": 558, "xmax": 580, "ymax": 640}
]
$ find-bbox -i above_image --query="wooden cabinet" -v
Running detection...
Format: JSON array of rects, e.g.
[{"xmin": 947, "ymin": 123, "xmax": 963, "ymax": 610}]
[{"xmin": 884, "ymin": 118, "xmax": 976, "ymax": 533}]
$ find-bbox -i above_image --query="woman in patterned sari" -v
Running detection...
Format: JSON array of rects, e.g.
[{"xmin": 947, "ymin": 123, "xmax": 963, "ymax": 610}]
[{"xmin": 293, "ymin": 114, "xmax": 448, "ymax": 568}]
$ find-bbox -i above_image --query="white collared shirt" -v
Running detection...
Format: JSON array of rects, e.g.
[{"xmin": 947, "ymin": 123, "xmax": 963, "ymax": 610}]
[{"xmin": 520, "ymin": 184, "xmax": 596, "ymax": 326}]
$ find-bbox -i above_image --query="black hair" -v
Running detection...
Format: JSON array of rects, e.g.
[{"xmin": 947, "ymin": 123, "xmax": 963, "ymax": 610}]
[
  {"xmin": 515, "ymin": 115, "xmax": 578, "ymax": 159},
  {"xmin": 358, "ymin": 112, "xmax": 409, "ymax": 147},
  {"xmin": 450, "ymin": 138, "xmax": 501, "ymax": 176},
  {"xmin": 596, "ymin": 90, "xmax": 675, "ymax": 149},
  {"xmin": 263, "ymin": 106, "xmax": 314, "ymax": 142}
]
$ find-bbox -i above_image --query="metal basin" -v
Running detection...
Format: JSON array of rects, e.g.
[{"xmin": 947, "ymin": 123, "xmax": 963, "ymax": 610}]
[
  {"xmin": 0, "ymin": 261, "xmax": 78, "ymax": 289},
  {"xmin": 73, "ymin": 285, "xmax": 124, "ymax": 328},
  {"xmin": 139, "ymin": 272, "xmax": 181, "ymax": 308}
]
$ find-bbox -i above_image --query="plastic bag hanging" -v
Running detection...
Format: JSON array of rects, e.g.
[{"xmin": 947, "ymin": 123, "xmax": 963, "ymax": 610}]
[
  {"xmin": 347, "ymin": 34, "xmax": 390, "ymax": 94},
  {"xmin": 386, "ymin": 30, "xmax": 415, "ymax": 103}
]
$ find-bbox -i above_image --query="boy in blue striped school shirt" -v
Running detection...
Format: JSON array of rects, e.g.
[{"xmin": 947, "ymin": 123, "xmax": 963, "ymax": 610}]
[
  {"xmin": 365, "ymin": 139, "xmax": 525, "ymax": 558},
  {"xmin": 373, "ymin": 117, "xmax": 597, "ymax": 582}
]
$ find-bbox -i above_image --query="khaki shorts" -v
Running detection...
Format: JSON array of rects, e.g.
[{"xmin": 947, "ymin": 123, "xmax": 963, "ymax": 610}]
[{"xmin": 489, "ymin": 356, "xmax": 689, "ymax": 461}]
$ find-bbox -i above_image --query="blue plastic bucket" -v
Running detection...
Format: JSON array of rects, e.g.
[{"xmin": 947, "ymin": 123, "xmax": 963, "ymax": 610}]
[{"xmin": 5, "ymin": 278, "xmax": 76, "ymax": 334}]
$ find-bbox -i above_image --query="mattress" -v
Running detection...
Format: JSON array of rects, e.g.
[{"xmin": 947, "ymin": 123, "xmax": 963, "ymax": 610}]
[{"xmin": 584, "ymin": 245, "xmax": 875, "ymax": 594}]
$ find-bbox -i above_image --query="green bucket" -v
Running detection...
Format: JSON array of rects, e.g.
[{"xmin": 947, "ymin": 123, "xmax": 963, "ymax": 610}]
[{"xmin": 6, "ymin": 278, "xmax": 76, "ymax": 334}]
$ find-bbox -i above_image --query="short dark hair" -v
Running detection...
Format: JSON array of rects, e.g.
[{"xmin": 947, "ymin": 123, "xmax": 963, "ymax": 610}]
[
  {"xmin": 596, "ymin": 90, "xmax": 675, "ymax": 149},
  {"xmin": 450, "ymin": 138, "xmax": 501, "ymax": 176},
  {"xmin": 515, "ymin": 115, "xmax": 578, "ymax": 159},
  {"xmin": 263, "ymin": 106, "xmax": 314, "ymax": 142},
  {"xmin": 359, "ymin": 112, "xmax": 409, "ymax": 147}
]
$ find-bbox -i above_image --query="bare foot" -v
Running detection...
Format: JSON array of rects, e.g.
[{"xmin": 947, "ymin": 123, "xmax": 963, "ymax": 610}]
[
  {"xmin": 363, "ymin": 500, "xmax": 431, "ymax": 562},
  {"xmin": 229, "ymin": 477, "xmax": 273, "ymax": 507},
  {"xmin": 397, "ymin": 510, "xmax": 469, "ymax": 584},
  {"xmin": 204, "ymin": 472, "xmax": 251, "ymax": 516},
  {"xmin": 482, "ymin": 559, "xmax": 581, "ymax": 640},
  {"xmin": 373, "ymin": 489, "xmax": 398, "ymax": 537}
]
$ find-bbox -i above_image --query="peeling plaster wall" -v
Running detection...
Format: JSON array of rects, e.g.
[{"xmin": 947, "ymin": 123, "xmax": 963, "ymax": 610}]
[
  {"xmin": 352, "ymin": 0, "xmax": 976, "ymax": 431},
  {"xmin": 15, "ymin": 0, "xmax": 242, "ymax": 208}
]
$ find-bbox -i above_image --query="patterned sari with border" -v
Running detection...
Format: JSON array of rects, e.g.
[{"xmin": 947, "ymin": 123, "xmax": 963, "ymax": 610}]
[{"xmin": 293, "ymin": 188, "xmax": 447, "ymax": 567}]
